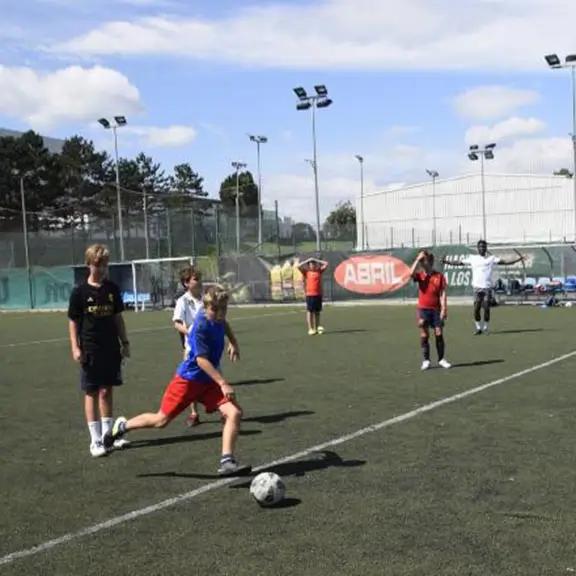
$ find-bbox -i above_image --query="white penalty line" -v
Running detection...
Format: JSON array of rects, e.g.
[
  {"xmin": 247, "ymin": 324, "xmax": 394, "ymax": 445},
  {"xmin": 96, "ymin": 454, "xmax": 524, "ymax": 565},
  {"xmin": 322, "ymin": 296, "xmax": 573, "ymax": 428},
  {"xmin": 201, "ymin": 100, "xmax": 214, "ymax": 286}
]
[
  {"xmin": 1, "ymin": 349, "xmax": 575, "ymax": 567},
  {"xmin": 0, "ymin": 310, "xmax": 301, "ymax": 349}
]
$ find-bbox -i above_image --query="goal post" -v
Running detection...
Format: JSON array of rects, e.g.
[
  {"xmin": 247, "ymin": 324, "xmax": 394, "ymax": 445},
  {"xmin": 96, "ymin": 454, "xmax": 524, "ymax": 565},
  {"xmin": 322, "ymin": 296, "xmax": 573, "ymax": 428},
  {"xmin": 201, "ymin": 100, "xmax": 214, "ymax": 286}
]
[{"xmin": 129, "ymin": 256, "xmax": 193, "ymax": 312}]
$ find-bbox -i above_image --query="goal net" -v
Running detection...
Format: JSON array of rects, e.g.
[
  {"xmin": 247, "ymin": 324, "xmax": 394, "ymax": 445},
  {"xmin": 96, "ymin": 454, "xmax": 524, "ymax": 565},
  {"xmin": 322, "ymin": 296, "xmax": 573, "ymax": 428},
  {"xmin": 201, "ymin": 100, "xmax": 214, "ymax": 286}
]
[{"xmin": 129, "ymin": 257, "xmax": 193, "ymax": 312}]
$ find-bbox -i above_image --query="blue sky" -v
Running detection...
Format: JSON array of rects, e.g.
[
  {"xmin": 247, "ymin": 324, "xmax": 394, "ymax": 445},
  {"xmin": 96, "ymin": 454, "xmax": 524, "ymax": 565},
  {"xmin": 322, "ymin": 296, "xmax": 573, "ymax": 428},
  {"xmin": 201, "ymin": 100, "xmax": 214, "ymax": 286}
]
[{"xmin": 0, "ymin": 0, "xmax": 575, "ymax": 223}]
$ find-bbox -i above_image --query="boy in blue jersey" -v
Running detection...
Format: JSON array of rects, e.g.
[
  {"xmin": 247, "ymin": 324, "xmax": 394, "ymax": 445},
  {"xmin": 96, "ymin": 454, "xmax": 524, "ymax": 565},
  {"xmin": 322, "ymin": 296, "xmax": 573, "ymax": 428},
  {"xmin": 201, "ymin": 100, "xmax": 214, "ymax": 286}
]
[{"xmin": 103, "ymin": 286, "xmax": 249, "ymax": 476}]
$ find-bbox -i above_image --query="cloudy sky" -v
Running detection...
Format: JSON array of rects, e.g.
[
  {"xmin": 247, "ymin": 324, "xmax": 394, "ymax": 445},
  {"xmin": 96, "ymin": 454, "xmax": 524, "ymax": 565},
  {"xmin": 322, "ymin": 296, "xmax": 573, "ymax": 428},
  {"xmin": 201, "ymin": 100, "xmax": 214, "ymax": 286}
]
[{"xmin": 1, "ymin": 0, "xmax": 575, "ymax": 222}]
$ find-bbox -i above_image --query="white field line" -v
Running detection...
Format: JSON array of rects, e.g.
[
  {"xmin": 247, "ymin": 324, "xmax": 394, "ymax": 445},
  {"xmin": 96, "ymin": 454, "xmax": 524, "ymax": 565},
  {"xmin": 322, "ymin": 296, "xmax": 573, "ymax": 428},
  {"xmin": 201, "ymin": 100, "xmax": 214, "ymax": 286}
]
[
  {"xmin": 0, "ymin": 310, "xmax": 301, "ymax": 349},
  {"xmin": 1, "ymin": 349, "xmax": 575, "ymax": 567}
]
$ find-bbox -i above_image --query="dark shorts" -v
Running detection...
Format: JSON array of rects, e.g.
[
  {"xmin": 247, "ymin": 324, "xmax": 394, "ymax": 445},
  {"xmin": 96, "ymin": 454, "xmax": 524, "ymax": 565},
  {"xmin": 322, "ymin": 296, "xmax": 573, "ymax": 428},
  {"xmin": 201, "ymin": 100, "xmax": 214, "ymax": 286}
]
[
  {"xmin": 179, "ymin": 332, "xmax": 186, "ymax": 349},
  {"xmin": 80, "ymin": 350, "xmax": 123, "ymax": 392},
  {"xmin": 474, "ymin": 288, "xmax": 492, "ymax": 304},
  {"xmin": 306, "ymin": 295, "xmax": 323, "ymax": 313},
  {"xmin": 417, "ymin": 308, "xmax": 443, "ymax": 329}
]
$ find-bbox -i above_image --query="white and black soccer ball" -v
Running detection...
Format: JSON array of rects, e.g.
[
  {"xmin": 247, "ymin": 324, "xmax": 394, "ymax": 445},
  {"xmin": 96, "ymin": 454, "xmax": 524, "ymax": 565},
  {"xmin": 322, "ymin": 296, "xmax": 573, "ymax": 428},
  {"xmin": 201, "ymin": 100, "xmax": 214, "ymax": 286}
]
[{"xmin": 249, "ymin": 472, "xmax": 286, "ymax": 507}]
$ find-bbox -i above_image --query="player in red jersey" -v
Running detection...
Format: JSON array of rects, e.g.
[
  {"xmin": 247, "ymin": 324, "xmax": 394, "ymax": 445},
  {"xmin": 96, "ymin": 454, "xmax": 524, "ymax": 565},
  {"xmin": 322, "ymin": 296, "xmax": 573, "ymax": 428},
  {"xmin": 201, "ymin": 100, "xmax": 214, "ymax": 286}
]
[{"xmin": 409, "ymin": 250, "xmax": 451, "ymax": 371}]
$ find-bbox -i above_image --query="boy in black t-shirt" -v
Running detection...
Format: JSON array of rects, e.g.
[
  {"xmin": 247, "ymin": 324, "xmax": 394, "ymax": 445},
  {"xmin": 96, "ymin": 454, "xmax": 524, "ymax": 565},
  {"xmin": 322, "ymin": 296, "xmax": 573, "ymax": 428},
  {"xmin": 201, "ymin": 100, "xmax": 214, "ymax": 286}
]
[{"xmin": 68, "ymin": 244, "xmax": 130, "ymax": 457}]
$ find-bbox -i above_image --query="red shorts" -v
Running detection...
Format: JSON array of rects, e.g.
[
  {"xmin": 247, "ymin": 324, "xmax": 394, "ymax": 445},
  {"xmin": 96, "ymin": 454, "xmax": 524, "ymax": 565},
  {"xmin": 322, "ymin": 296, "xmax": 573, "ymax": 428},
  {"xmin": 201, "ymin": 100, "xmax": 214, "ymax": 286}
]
[{"xmin": 160, "ymin": 374, "xmax": 229, "ymax": 419}]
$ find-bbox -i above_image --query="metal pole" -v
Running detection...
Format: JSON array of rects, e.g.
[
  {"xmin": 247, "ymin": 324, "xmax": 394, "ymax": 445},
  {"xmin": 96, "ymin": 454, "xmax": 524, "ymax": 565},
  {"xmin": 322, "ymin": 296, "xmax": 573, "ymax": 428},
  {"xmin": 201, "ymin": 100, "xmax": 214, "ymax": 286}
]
[
  {"xmin": 20, "ymin": 177, "xmax": 34, "ymax": 309},
  {"xmin": 480, "ymin": 154, "xmax": 487, "ymax": 240},
  {"xmin": 274, "ymin": 200, "xmax": 281, "ymax": 258},
  {"xmin": 571, "ymin": 66, "xmax": 576, "ymax": 241},
  {"xmin": 235, "ymin": 168, "xmax": 241, "ymax": 253},
  {"xmin": 431, "ymin": 175, "xmax": 437, "ymax": 246},
  {"xmin": 143, "ymin": 188, "xmax": 149, "ymax": 259},
  {"xmin": 359, "ymin": 159, "xmax": 365, "ymax": 250},
  {"xmin": 113, "ymin": 126, "xmax": 125, "ymax": 261},
  {"xmin": 256, "ymin": 141, "xmax": 263, "ymax": 247},
  {"xmin": 311, "ymin": 100, "xmax": 321, "ymax": 252}
]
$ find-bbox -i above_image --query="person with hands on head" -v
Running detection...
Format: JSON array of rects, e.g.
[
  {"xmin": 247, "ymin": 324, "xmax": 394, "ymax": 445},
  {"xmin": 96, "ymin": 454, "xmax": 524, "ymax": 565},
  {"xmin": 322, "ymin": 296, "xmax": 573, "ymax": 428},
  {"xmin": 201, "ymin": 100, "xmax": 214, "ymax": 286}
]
[
  {"xmin": 67, "ymin": 244, "xmax": 130, "ymax": 458},
  {"xmin": 442, "ymin": 240, "xmax": 525, "ymax": 335},
  {"xmin": 298, "ymin": 256, "xmax": 329, "ymax": 335},
  {"xmin": 103, "ymin": 286, "xmax": 250, "ymax": 477},
  {"xmin": 410, "ymin": 249, "xmax": 451, "ymax": 371}
]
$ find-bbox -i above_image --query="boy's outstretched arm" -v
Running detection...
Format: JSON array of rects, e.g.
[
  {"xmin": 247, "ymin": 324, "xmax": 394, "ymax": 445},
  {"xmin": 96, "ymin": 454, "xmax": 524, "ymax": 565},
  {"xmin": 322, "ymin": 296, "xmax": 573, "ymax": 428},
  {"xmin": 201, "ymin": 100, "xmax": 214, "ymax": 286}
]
[
  {"xmin": 225, "ymin": 321, "xmax": 240, "ymax": 360},
  {"xmin": 409, "ymin": 250, "xmax": 426, "ymax": 277},
  {"xmin": 497, "ymin": 254, "xmax": 525, "ymax": 265},
  {"xmin": 442, "ymin": 257, "xmax": 464, "ymax": 266}
]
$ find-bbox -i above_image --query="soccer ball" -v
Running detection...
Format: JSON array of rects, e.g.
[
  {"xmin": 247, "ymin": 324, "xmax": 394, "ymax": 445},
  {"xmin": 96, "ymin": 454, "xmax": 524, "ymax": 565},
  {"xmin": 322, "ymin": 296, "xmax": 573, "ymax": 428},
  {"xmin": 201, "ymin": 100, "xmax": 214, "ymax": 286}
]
[{"xmin": 249, "ymin": 472, "xmax": 286, "ymax": 507}]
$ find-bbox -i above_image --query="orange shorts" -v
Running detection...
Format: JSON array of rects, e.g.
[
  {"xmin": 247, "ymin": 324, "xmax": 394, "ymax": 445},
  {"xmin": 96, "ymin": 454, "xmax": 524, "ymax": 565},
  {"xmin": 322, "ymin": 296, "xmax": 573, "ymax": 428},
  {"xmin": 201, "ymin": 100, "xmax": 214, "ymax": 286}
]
[{"xmin": 160, "ymin": 374, "xmax": 230, "ymax": 419}]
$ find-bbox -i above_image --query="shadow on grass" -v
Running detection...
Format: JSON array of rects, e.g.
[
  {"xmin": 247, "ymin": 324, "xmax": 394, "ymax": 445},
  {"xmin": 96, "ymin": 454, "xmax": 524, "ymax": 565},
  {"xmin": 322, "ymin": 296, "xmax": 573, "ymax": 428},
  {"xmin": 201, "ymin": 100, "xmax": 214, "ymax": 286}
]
[
  {"xmin": 125, "ymin": 429, "xmax": 261, "ymax": 449},
  {"xmin": 232, "ymin": 377, "xmax": 285, "ymax": 387},
  {"xmin": 492, "ymin": 328, "xmax": 545, "ymax": 335},
  {"xmin": 322, "ymin": 329, "xmax": 370, "ymax": 335},
  {"xmin": 451, "ymin": 359, "xmax": 505, "ymax": 368},
  {"xmin": 243, "ymin": 410, "xmax": 315, "ymax": 424},
  {"xmin": 138, "ymin": 450, "xmax": 365, "ymax": 482}
]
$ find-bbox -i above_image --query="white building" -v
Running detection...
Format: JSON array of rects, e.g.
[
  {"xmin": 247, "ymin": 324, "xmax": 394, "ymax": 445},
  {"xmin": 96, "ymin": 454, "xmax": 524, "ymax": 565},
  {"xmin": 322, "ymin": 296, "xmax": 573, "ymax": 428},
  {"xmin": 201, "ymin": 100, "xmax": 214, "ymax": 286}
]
[{"xmin": 357, "ymin": 173, "xmax": 575, "ymax": 249}]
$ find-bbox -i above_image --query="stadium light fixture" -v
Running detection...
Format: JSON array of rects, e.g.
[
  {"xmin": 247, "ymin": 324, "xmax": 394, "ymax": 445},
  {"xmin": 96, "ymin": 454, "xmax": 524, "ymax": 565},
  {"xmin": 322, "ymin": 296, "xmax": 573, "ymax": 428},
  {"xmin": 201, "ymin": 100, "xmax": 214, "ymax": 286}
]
[
  {"xmin": 544, "ymin": 52, "xmax": 576, "ymax": 240},
  {"xmin": 98, "ymin": 115, "xmax": 128, "ymax": 261},
  {"xmin": 293, "ymin": 84, "xmax": 333, "ymax": 252},
  {"xmin": 247, "ymin": 135, "xmax": 267, "ymax": 246}
]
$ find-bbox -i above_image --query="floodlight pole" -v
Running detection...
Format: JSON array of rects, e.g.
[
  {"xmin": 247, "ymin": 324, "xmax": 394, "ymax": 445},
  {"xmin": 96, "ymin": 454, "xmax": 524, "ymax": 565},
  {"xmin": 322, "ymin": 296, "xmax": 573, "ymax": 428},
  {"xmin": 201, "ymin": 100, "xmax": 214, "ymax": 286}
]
[
  {"xmin": 294, "ymin": 86, "xmax": 333, "ymax": 253},
  {"xmin": 467, "ymin": 145, "xmax": 495, "ymax": 241},
  {"xmin": 426, "ymin": 170, "xmax": 439, "ymax": 245},
  {"xmin": 98, "ymin": 117, "xmax": 127, "ymax": 261},
  {"xmin": 545, "ymin": 53, "xmax": 576, "ymax": 241},
  {"xmin": 248, "ymin": 134, "xmax": 267, "ymax": 247},
  {"xmin": 232, "ymin": 161, "xmax": 246, "ymax": 253},
  {"xmin": 13, "ymin": 170, "xmax": 34, "ymax": 308},
  {"xmin": 355, "ymin": 155, "xmax": 365, "ymax": 250}
]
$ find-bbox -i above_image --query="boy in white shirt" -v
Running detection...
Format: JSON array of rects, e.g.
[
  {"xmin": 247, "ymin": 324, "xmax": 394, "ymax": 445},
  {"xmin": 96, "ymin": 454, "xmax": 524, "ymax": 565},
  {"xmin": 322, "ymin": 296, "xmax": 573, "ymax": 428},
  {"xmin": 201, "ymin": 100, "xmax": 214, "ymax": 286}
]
[
  {"xmin": 443, "ymin": 240, "xmax": 524, "ymax": 334},
  {"xmin": 173, "ymin": 266, "xmax": 204, "ymax": 426}
]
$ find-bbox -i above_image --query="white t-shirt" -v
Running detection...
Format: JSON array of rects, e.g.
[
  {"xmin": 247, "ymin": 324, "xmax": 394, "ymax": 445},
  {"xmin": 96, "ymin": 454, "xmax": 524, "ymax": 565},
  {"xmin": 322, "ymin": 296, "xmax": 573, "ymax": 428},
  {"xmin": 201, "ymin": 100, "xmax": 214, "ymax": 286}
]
[
  {"xmin": 462, "ymin": 254, "xmax": 501, "ymax": 289},
  {"xmin": 172, "ymin": 292, "xmax": 203, "ymax": 351}
]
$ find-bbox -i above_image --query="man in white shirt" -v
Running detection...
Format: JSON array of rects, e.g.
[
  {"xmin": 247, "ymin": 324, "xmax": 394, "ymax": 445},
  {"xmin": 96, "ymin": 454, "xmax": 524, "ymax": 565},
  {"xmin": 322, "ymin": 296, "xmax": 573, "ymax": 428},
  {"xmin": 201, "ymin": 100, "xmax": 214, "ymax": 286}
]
[
  {"xmin": 443, "ymin": 240, "xmax": 524, "ymax": 334},
  {"xmin": 173, "ymin": 266, "xmax": 204, "ymax": 426}
]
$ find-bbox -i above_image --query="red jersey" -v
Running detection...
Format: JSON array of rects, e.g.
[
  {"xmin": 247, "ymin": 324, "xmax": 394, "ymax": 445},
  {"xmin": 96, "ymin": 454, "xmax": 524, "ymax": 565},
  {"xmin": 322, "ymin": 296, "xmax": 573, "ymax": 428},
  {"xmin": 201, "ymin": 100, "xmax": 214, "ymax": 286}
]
[
  {"xmin": 413, "ymin": 270, "xmax": 446, "ymax": 310},
  {"xmin": 302, "ymin": 269, "xmax": 323, "ymax": 296}
]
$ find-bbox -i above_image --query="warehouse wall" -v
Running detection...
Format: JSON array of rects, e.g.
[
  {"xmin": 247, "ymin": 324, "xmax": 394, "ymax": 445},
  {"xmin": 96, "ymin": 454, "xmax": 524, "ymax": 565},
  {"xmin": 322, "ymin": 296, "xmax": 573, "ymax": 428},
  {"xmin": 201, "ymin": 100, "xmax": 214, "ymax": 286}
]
[{"xmin": 357, "ymin": 173, "xmax": 574, "ymax": 249}]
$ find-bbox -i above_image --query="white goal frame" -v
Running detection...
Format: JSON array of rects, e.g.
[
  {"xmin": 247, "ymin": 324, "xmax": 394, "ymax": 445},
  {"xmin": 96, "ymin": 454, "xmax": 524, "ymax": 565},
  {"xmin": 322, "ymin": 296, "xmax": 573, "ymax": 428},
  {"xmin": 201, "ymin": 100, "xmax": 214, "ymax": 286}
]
[{"xmin": 130, "ymin": 256, "xmax": 193, "ymax": 312}]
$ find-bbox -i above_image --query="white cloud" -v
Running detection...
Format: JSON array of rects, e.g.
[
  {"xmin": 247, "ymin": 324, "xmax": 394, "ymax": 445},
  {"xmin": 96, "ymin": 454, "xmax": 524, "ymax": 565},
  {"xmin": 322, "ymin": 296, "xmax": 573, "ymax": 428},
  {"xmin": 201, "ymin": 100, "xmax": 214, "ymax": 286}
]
[
  {"xmin": 0, "ymin": 65, "xmax": 142, "ymax": 130},
  {"xmin": 453, "ymin": 86, "xmax": 539, "ymax": 121},
  {"xmin": 127, "ymin": 125, "xmax": 197, "ymax": 147},
  {"xmin": 465, "ymin": 116, "xmax": 546, "ymax": 145},
  {"xmin": 49, "ymin": 0, "xmax": 576, "ymax": 70}
]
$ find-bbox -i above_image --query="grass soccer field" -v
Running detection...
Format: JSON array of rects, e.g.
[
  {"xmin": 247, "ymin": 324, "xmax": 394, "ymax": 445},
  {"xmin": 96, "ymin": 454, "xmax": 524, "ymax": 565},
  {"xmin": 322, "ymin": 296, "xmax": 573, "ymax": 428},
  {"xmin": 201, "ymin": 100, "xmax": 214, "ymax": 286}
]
[{"xmin": 1, "ymin": 303, "xmax": 576, "ymax": 575}]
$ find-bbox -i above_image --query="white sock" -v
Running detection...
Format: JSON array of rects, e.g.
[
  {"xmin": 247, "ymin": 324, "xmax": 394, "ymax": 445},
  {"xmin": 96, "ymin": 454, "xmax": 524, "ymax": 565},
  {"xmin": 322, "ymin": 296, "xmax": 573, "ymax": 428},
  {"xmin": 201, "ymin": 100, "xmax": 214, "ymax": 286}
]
[
  {"xmin": 101, "ymin": 417, "xmax": 113, "ymax": 436},
  {"xmin": 483, "ymin": 322, "xmax": 489, "ymax": 332},
  {"xmin": 475, "ymin": 321, "xmax": 482, "ymax": 331},
  {"xmin": 88, "ymin": 421, "xmax": 102, "ymax": 444}
]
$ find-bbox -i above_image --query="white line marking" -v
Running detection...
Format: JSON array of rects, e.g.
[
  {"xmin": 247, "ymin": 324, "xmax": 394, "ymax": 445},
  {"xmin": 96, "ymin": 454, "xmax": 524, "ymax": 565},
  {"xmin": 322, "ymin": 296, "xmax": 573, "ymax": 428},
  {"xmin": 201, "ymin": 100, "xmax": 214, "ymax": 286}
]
[
  {"xmin": 0, "ymin": 310, "xmax": 300, "ymax": 349},
  {"xmin": 1, "ymin": 349, "xmax": 574, "ymax": 567}
]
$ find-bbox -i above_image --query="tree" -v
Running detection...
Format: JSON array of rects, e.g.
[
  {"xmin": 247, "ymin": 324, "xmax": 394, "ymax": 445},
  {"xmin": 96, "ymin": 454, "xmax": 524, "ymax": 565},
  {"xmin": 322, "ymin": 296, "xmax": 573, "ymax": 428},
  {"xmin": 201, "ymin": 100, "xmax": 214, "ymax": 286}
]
[
  {"xmin": 165, "ymin": 162, "xmax": 206, "ymax": 210},
  {"xmin": 218, "ymin": 170, "xmax": 259, "ymax": 215},
  {"xmin": 324, "ymin": 200, "xmax": 356, "ymax": 240},
  {"xmin": 554, "ymin": 167, "xmax": 573, "ymax": 178},
  {"xmin": 135, "ymin": 152, "xmax": 169, "ymax": 215}
]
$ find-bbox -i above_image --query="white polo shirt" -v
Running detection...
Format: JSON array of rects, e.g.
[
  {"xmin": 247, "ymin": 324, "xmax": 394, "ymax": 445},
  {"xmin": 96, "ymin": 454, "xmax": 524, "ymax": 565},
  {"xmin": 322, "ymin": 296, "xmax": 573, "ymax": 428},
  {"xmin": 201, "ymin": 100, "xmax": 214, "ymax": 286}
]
[
  {"xmin": 462, "ymin": 254, "xmax": 500, "ymax": 289},
  {"xmin": 172, "ymin": 292, "xmax": 203, "ymax": 351}
]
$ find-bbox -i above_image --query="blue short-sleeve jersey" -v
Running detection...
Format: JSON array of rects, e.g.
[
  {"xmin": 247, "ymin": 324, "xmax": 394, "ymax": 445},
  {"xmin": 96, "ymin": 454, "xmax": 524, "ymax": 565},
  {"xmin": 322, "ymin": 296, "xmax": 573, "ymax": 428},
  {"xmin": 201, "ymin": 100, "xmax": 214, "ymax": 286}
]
[{"xmin": 176, "ymin": 311, "xmax": 226, "ymax": 382}]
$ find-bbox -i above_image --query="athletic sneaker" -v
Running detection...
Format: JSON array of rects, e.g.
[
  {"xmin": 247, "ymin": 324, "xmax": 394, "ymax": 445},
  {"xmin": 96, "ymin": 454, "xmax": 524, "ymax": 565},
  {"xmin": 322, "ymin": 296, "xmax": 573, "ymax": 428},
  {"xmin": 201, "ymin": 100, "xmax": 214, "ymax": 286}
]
[
  {"xmin": 218, "ymin": 457, "xmax": 251, "ymax": 476},
  {"xmin": 113, "ymin": 438, "xmax": 130, "ymax": 449},
  {"xmin": 90, "ymin": 441, "xmax": 107, "ymax": 458},
  {"xmin": 438, "ymin": 358, "xmax": 452, "ymax": 369},
  {"xmin": 474, "ymin": 329, "xmax": 482, "ymax": 335},
  {"xmin": 102, "ymin": 416, "xmax": 127, "ymax": 449},
  {"xmin": 421, "ymin": 360, "xmax": 431, "ymax": 371},
  {"xmin": 186, "ymin": 413, "xmax": 201, "ymax": 428},
  {"xmin": 308, "ymin": 329, "xmax": 316, "ymax": 336}
]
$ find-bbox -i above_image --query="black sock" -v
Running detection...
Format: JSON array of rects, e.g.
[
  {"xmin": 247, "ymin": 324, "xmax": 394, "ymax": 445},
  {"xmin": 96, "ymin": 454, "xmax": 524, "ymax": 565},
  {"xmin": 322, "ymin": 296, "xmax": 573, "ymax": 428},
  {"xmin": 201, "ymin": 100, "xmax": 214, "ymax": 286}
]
[
  {"xmin": 436, "ymin": 334, "xmax": 445, "ymax": 360},
  {"xmin": 420, "ymin": 336, "xmax": 430, "ymax": 360}
]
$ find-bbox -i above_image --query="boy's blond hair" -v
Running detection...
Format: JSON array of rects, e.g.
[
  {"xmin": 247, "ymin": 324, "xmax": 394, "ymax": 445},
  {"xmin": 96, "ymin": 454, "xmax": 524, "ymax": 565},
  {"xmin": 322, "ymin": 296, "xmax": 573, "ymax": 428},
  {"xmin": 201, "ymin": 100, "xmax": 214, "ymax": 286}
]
[
  {"xmin": 202, "ymin": 285, "xmax": 229, "ymax": 309},
  {"xmin": 85, "ymin": 244, "xmax": 110, "ymax": 266}
]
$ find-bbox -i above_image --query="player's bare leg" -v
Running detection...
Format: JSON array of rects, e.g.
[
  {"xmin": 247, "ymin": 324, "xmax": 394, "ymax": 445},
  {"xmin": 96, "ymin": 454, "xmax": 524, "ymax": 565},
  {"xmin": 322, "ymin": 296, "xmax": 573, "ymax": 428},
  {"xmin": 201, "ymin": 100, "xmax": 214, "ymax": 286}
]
[
  {"xmin": 419, "ymin": 323, "xmax": 431, "ymax": 370},
  {"xmin": 85, "ymin": 391, "xmax": 106, "ymax": 457},
  {"xmin": 434, "ymin": 326, "xmax": 451, "ymax": 369},
  {"xmin": 218, "ymin": 401, "xmax": 250, "ymax": 476},
  {"xmin": 102, "ymin": 411, "xmax": 172, "ymax": 449},
  {"xmin": 482, "ymin": 297, "xmax": 491, "ymax": 334},
  {"xmin": 473, "ymin": 295, "xmax": 483, "ymax": 334},
  {"xmin": 186, "ymin": 402, "xmax": 201, "ymax": 427},
  {"xmin": 315, "ymin": 311, "xmax": 324, "ymax": 334},
  {"xmin": 307, "ymin": 311, "xmax": 316, "ymax": 335}
]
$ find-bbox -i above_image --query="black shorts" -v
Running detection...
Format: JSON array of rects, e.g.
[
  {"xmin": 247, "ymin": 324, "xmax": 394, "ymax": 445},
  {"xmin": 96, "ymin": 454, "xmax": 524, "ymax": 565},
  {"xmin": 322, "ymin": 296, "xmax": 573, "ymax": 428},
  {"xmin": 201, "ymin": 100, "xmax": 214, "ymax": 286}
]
[
  {"xmin": 306, "ymin": 295, "xmax": 323, "ymax": 313},
  {"xmin": 474, "ymin": 288, "xmax": 492, "ymax": 304},
  {"xmin": 80, "ymin": 350, "xmax": 123, "ymax": 392},
  {"xmin": 418, "ymin": 308, "xmax": 443, "ymax": 329}
]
